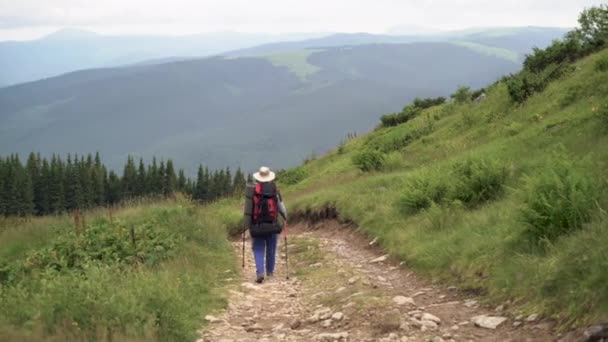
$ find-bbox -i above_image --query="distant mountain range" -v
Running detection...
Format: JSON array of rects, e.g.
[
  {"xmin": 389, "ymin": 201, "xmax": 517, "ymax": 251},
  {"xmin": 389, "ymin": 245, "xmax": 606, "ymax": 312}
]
[
  {"xmin": 0, "ymin": 27, "xmax": 567, "ymax": 173},
  {"xmin": 0, "ymin": 27, "xmax": 567, "ymax": 86},
  {"xmin": 0, "ymin": 29, "xmax": 327, "ymax": 86}
]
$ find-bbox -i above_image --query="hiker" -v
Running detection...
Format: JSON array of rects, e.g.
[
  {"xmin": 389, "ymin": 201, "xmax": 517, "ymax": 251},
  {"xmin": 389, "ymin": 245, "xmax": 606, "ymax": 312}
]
[{"xmin": 244, "ymin": 166, "xmax": 287, "ymax": 283}]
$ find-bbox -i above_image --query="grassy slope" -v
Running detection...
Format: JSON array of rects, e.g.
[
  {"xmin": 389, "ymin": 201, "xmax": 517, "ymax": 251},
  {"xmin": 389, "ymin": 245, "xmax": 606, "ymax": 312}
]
[
  {"xmin": 0, "ymin": 198, "xmax": 241, "ymax": 341},
  {"xmin": 282, "ymin": 48, "xmax": 608, "ymax": 327}
]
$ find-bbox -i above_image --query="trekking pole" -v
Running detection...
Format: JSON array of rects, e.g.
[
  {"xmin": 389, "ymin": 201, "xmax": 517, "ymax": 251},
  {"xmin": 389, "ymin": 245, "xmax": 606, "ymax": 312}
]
[
  {"xmin": 241, "ymin": 228, "xmax": 246, "ymax": 269},
  {"xmin": 284, "ymin": 220, "xmax": 289, "ymax": 280}
]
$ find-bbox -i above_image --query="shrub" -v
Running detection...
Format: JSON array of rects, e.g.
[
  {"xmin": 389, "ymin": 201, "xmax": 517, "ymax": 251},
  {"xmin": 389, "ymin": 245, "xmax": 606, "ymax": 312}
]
[
  {"xmin": 412, "ymin": 96, "xmax": 446, "ymax": 109},
  {"xmin": 523, "ymin": 38, "xmax": 581, "ymax": 73},
  {"xmin": 596, "ymin": 57, "xmax": 608, "ymax": 72},
  {"xmin": 399, "ymin": 171, "xmax": 450, "ymax": 213},
  {"xmin": 277, "ymin": 167, "xmax": 307, "ymax": 185},
  {"xmin": 451, "ymin": 157, "xmax": 509, "ymax": 207},
  {"xmin": 450, "ymin": 86, "xmax": 472, "ymax": 104},
  {"xmin": 352, "ymin": 149, "xmax": 386, "ymax": 172},
  {"xmin": 380, "ymin": 97, "xmax": 445, "ymax": 127},
  {"xmin": 507, "ymin": 63, "xmax": 573, "ymax": 103},
  {"xmin": 521, "ymin": 156, "xmax": 600, "ymax": 245}
]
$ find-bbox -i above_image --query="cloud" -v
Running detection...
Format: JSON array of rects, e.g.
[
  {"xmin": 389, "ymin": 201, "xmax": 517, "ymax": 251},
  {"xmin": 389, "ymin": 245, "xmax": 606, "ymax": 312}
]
[{"xmin": 0, "ymin": 0, "xmax": 604, "ymax": 37}]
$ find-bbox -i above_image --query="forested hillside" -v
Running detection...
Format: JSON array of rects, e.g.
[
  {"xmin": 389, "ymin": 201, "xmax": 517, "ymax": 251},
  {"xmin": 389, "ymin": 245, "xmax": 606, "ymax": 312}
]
[{"xmin": 0, "ymin": 42, "xmax": 524, "ymax": 174}]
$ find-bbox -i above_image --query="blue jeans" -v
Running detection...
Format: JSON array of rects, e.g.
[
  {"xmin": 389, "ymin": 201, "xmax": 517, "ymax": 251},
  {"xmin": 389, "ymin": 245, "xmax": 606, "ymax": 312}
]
[{"xmin": 252, "ymin": 233, "xmax": 278, "ymax": 276}]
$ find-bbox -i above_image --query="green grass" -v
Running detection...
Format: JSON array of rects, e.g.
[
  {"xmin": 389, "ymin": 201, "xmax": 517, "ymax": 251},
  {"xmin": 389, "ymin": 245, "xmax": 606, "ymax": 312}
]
[
  {"xmin": 0, "ymin": 197, "xmax": 239, "ymax": 341},
  {"xmin": 281, "ymin": 47, "xmax": 608, "ymax": 328},
  {"xmin": 451, "ymin": 40, "xmax": 520, "ymax": 62}
]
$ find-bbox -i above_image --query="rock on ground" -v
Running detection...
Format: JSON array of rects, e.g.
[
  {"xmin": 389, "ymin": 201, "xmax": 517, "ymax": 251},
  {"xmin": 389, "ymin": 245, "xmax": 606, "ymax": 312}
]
[{"xmin": 471, "ymin": 315, "xmax": 508, "ymax": 329}]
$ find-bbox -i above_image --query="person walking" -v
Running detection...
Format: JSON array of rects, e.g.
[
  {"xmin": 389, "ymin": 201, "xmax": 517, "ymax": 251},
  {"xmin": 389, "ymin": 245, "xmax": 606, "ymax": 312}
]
[{"xmin": 244, "ymin": 166, "xmax": 287, "ymax": 283}]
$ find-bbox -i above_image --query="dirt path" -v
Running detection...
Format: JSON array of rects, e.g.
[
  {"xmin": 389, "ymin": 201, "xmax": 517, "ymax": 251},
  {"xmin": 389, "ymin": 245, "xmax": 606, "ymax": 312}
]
[{"xmin": 198, "ymin": 221, "xmax": 556, "ymax": 342}]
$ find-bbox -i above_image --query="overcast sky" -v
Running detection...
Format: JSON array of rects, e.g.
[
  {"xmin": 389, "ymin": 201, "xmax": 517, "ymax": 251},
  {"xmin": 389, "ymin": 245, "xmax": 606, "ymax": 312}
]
[{"xmin": 0, "ymin": 0, "xmax": 604, "ymax": 41}]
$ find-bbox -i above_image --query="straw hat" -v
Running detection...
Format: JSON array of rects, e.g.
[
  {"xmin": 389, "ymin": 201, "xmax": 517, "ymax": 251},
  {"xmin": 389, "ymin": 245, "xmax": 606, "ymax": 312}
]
[{"xmin": 253, "ymin": 166, "xmax": 276, "ymax": 182}]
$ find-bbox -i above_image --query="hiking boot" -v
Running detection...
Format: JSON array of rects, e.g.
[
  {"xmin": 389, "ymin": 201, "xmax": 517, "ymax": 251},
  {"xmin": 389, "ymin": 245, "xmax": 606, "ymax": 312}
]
[
  {"xmin": 255, "ymin": 274, "xmax": 265, "ymax": 284},
  {"xmin": 267, "ymin": 272, "xmax": 274, "ymax": 278}
]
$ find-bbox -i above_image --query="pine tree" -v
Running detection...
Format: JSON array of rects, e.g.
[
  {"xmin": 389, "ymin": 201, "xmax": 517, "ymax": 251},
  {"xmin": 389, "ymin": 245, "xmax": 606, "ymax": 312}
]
[
  {"xmin": 80, "ymin": 154, "xmax": 94, "ymax": 208},
  {"xmin": 157, "ymin": 160, "xmax": 166, "ymax": 195},
  {"xmin": 137, "ymin": 158, "xmax": 147, "ymax": 196},
  {"xmin": 105, "ymin": 171, "xmax": 121, "ymax": 205},
  {"xmin": 232, "ymin": 167, "xmax": 246, "ymax": 194},
  {"xmin": 5, "ymin": 156, "xmax": 21, "ymax": 216},
  {"xmin": 49, "ymin": 155, "xmax": 65, "ymax": 214},
  {"xmin": 177, "ymin": 169, "xmax": 187, "ymax": 193},
  {"xmin": 0, "ymin": 157, "xmax": 8, "ymax": 216},
  {"xmin": 38, "ymin": 158, "xmax": 51, "ymax": 215},
  {"xmin": 16, "ymin": 164, "xmax": 35, "ymax": 216},
  {"xmin": 195, "ymin": 165, "xmax": 205, "ymax": 201},
  {"xmin": 26, "ymin": 152, "xmax": 42, "ymax": 214},
  {"xmin": 224, "ymin": 167, "xmax": 233, "ymax": 195},
  {"xmin": 164, "ymin": 159, "xmax": 177, "ymax": 196},
  {"xmin": 64, "ymin": 155, "xmax": 84, "ymax": 210},
  {"xmin": 121, "ymin": 156, "xmax": 138, "ymax": 199},
  {"xmin": 92, "ymin": 152, "xmax": 105, "ymax": 206}
]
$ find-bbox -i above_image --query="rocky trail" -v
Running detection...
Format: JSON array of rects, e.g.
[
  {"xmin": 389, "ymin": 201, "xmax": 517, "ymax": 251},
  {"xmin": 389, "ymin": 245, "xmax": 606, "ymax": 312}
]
[{"xmin": 199, "ymin": 221, "xmax": 559, "ymax": 342}]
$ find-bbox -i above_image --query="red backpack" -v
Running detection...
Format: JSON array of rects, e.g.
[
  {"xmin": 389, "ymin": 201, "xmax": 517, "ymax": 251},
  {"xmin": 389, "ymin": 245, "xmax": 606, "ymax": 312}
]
[
  {"xmin": 249, "ymin": 181, "xmax": 283, "ymax": 237},
  {"xmin": 252, "ymin": 182, "xmax": 278, "ymax": 223}
]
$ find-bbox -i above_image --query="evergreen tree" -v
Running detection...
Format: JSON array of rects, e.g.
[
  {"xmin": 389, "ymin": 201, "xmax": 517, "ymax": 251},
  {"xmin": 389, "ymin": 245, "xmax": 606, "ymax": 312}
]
[
  {"xmin": 49, "ymin": 155, "xmax": 65, "ymax": 214},
  {"xmin": 157, "ymin": 160, "xmax": 166, "ymax": 195},
  {"xmin": 0, "ymin": 157, "xmax": 6, "ymax": 215},
  {"xmin": 26, "ymin": 152, "xmax": 42, "ymax": 214},
  {"xmin": 164, "ymin": 159, "xmax": 177, "ymax": 196},
  {"xmin": 195, "ymin": 165, "xmax": 205, "ymax": 201},
  {"xmin": 80, "ymin": 154, "xmax": 94, "ymax": 208},
  {"xmin": 232, "ymin": 167, "xmax": 246, "ymax": 194},
  {"xmin": 177, "ymin": 169, "xmax": 187, "ymax": 193},
  {"xmin": 137, "ymin": 158, "xmax": 147, "ymax": 196},
  {"xmin": 3, "ymin": 156, "xmax": 20, "ymax": 216},
  {"xmin": 122, "ymin": 156, "xmax": 138, "ymax": 199},
  {"xmin": 92, "ymin": 152, "xmax": 105, "ymax": 206},
  {"xmin": 224, "ymin": 167, "xmax": 233, "ymax": 195},
  {"xmin": 105, "ymin": 171, "xmax": 121, "ymax": 205},
  {"xmin": 64, "ymin": 155, "xmax": 84, "ymax": 211},
  {"xmin": 38, "ymin": 158, "xmax": 51, "ymax": 215},
  {"xmin": 16, "ymin": 163, "xmax": 35, "ymax": 216}
]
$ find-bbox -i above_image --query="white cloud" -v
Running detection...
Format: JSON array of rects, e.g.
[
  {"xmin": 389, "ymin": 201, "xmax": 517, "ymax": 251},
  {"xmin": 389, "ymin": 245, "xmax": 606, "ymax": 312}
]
[{"xmin": 0, "ymin": 0, "xmax": 604, "ymax": 40}]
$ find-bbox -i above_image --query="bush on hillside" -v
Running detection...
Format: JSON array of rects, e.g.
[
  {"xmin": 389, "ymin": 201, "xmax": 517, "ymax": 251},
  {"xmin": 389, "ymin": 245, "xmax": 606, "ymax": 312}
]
[
  {"xmin": 595, "ymin": 57, "xmax": 608, "ymax": 72},
  {"xmin": 399, "ymin": 171, "xmax": 450, "ymax": 213},
  {"xmin": 277, "ymin": 167, "xmax": 307, "ymax": 185},
  {"xmin": 506, "ymin": 63, "xmax": 573, "ymax": 104},
  {"xmin": 451, "ymin": 157, "xmax": 510, "ymax": 207},
  {"xmin": 399, "ymin": 156, "xmax": 509, "ymax": 214},
  {"xmin": 412, "ymin": 96, "xmax": 446, "ymax": 109},
  {"xmin": 521, "ymin": 156, "xmax": 600, "ymax": 245},
  {"xmin": 380, "ymin": 97, "xmax": 446, "ymax": 127},
  {"xmin": 352, "ymin": 149, "xmax": 386, "ymax": 172},
  {"xmin": 523, "ymin": 38, "xmax": 582, "ymax": 73},
  {"xmin": 450, "ymin": 86, "xmax": 472, "ymax": 104}
]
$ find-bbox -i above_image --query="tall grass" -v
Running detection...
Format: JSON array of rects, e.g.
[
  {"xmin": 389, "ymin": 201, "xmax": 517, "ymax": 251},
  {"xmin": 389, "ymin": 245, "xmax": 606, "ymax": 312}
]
[{"xmin": 0, "ymin": 198, "xmax": 237, "ymax": 341}]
